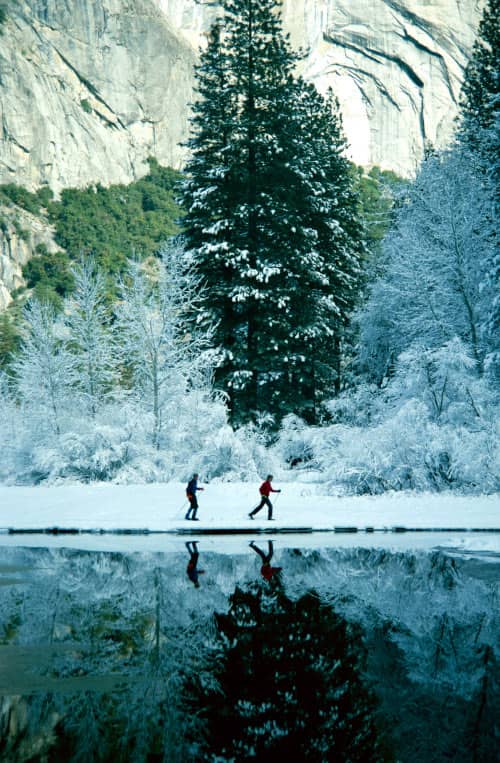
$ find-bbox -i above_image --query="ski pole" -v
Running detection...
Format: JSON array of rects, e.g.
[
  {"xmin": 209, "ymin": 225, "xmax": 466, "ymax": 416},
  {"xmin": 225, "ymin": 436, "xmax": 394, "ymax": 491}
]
[{"xmin": 174, "ymin": 501, "xmax": 188, "ymax": 520}]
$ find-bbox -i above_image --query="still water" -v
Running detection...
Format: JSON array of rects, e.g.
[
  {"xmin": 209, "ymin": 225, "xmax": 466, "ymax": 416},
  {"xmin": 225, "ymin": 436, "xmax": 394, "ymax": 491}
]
[{"xmin": 0, "ymin": 534, "xmax": 498, "ymax": 762}]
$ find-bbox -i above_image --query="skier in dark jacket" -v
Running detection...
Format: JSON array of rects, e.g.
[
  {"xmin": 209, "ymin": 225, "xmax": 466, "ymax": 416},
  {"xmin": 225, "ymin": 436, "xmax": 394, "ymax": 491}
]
[
  {"xmin": 249, "ymin": 474, "xmax": 281, "ymax": 520},
  {"xmin": 250, "ymin": 541, "xmax": 282, "ymax": 581},
  {"xmin": 186, "ymin": 541, "xmax": 205, "ymax": 587},
  {"xmin": 185, "ymin": 473, "xmax": 204, "ymax": 520}
]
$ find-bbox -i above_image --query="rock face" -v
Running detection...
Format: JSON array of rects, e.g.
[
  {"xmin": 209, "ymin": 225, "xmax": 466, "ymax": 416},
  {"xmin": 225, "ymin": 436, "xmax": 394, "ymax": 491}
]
[
  {"xmin": 0, "ymin": 0, "xmax": 484, "ymax": 307},
  {"xmin": 282, "ymin": 0, "xmax": 484, "ymax": 175},
  {"xmin": 0, "ymin": 0, "xmax": 483, "ymax": 191},
  {"xmin": 157, "ymin": 0, "xmax": 484, "ymax": 176},
  {"xmin": 0, "ymin": 203, "xmax": 61, "ymax": 310},
  {"xmin": 0, "ymin": 0, "xmax": 196, "ymax": 194}
]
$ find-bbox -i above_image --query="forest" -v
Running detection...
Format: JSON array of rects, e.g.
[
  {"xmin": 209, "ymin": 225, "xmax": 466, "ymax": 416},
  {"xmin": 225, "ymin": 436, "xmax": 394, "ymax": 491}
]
[{"xmin": 0, "ymin": 0, "xmax": 497, "ymax": 494}]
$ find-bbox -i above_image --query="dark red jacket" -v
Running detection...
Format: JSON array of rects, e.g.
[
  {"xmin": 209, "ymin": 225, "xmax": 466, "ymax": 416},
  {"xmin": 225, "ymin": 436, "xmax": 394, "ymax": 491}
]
[
  {"xmin": 260, "ymin": 480, "xmax": 278, "ymax": 497},
  {"xmin": 261, "ymin": 563, "xmax": 282, "ymax": 581}
]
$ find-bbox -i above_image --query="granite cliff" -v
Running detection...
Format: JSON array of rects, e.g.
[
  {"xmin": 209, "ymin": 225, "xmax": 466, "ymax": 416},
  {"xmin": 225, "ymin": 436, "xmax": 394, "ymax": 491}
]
[
  {"xmin": 0, "ymin": 0, "xmax": 484, "ymax": 307},
  {"xmin": 0, "ymin": 0, "xmax": 483, "ymax": 190}
]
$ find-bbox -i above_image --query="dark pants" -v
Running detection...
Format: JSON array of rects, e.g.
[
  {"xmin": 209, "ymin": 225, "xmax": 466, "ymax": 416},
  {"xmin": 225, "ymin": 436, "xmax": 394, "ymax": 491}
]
[
  {"xmin": 187, "ymin": 553, "xmax": 199, "ymax": 582},
  {"xmin": 186, "ymin": 542, "xmax": 201, "ymax": 586},
  {"xmin": 185, "ymin": 495, "xmax": 198, "ymax": 520},
  {"xmin": 250, "ymin": 495, "xmax": 272, "ymax": 520},
  {"xmin": 250, "ymin": 541, "xmax": 273, "ymax": 564}
]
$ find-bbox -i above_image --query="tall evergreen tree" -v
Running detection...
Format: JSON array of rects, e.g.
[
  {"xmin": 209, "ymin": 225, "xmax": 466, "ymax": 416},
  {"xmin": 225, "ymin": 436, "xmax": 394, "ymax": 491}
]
[
  {"xmin": 182, "ymin": 0, "xmax": 364, "ymax": 426},
  {"xmin": 457, "ymin": 0, "xmax": 499, "ymax": 374},
  {"xmin": 458, "ymin": 0, "xmax": 499, "ymax": 154}
]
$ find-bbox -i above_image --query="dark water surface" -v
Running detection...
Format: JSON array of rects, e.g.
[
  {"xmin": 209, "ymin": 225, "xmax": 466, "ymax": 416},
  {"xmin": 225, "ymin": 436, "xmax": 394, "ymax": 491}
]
[{"xmin": 0, "ymin": 538, "xmax": 498, "ymax": 762}]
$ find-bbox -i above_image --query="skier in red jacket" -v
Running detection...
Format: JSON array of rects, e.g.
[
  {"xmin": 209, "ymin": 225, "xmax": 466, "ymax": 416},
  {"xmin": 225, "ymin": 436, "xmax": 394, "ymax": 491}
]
[{"xmin": 249, "ymin": 474, "xmax": 281, "ymax": 520}]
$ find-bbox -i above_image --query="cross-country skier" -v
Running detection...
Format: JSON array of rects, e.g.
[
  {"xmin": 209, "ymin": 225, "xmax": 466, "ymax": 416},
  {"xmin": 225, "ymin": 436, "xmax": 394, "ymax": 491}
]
[
  {"xmin": 185, "ymin": 473, "xmax": 204, "ymax": 520},
  {"xmin": 249, "ymin": 474, "xmax": 281, "ymax": 520}
]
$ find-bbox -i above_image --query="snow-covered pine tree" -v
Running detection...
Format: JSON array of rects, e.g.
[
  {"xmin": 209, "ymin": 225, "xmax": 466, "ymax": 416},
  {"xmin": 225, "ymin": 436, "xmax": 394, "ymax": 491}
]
[
  {"xmin": 284, "ymin": 84, "xmax": 365, "ymax": 410},
  {"xmin": 182, "ymin": 0, "xmax": 364, "ymax": 426},
  {"xmin": 458, "ymin": 0, "xmax": 499, "ymax": 156},
  {"xmin": 457, "ymin": 0, "xmax": 499, "ymax": 377}
]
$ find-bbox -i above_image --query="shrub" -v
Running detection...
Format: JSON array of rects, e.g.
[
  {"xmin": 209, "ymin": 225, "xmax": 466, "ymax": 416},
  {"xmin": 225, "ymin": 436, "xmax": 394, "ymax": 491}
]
[
  {"xmin": 23, "ymin": 249, "xmax": 74, "ymax": 298},
  {"xmin": 0, "ymin": 185, "xmax": 41, "ymax": 215}
]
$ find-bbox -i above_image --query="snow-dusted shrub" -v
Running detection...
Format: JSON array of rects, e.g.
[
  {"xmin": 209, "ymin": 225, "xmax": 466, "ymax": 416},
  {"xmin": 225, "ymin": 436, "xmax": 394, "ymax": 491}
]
[
  {"xmin": 30, "ymin": 427, "xmax": 135, "ymax": 483},
  {"xmin": 324, "ymin": 383, "xmax": 381, "ymax": 427},
  {"xmin": 314, "ymin": 401, "xmax": 435, "ymax": 494},
  {"xmin": 279, "ymin": 334, "xmax": 499, "ymax": 494},
  {"xmin": 311, "ymin": 401, "xmax": 498, "ymax": 495},
  {"xmin": 189, "ymin": 425, "xmax": 261, "ymax": 481},
  {"xmin": 273, "ymin": 414, "xmax": 318, "ymax": 468}
]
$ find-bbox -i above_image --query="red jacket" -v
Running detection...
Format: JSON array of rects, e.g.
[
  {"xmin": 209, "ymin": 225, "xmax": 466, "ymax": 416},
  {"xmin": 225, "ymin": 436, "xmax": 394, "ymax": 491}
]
[
  {"xmin": 260, "ymin": 480, "xmax": 278, "ymax": 497},
  {"xmin": 261, "ymin": 563, "xmax": 282, "ymax": 581}
]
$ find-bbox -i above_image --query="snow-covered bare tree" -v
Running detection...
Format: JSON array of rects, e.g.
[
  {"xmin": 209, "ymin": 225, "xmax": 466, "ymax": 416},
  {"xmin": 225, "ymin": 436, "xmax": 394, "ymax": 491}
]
[
  {"xmin": 10, "ymin": 299, "xmax": 76, "ymax": 438},
  {"xmin": 116, "ymin": 241, "xmax": 213, "ymax": 450},
  {"xmin": 65, "ymin": 258, "xmax": 118, "ymax": 418},
  {"xmin": 358, "ymin": 148, "xmax": 498, "ymax": 383},
  {"xmin": 0, "ymin": 371, "xmax": 22, "ymax": 482}
]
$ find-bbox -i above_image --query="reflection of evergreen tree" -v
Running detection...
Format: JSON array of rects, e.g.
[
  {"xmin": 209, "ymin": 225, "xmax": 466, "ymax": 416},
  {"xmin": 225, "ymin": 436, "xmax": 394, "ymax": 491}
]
[{"xmin": 191, "ymin": 584, "xmax": 391, "ymax": 762}]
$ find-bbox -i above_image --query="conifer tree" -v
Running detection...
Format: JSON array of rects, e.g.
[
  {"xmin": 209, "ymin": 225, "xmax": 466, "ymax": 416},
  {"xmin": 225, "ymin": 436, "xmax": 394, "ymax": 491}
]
[
  {"xmin": 458, "ymin": 0, "xmax": 499, "ymax": 154},
  {"xmin": 182, "ymin": 0, "xmax": 364, "ymax": 426}
]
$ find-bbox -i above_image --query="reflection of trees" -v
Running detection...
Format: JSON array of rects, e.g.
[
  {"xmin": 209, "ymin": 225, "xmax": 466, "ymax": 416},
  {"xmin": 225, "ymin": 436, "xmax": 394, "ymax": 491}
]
[
  {"xmin": 108, "ymin": 566, "xmax": 213, "ymax": 763},
  {"xmin": 292, "ymin": 548, "xmax": 500, "ymax": 763},
  {"xmin": 189, "ymin": 583, "xmax": 391, "ymax": 762},
  {"xmin": 0, "ymin": 546, "xmax": 498, "ymax": 762},
  {"xmin": 0, "ymin": 552, "xmax": 214, "ymax": 762}
]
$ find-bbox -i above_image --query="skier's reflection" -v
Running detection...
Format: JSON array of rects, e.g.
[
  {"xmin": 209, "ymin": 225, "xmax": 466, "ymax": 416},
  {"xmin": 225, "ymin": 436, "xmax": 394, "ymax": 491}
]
[
  {"xmin": 186, "ymin": 541, "xmax": 205, "ymax": 588},
  {"xmin": 250, "ymin": 540, "xmax": 282, "ymax": 582}
]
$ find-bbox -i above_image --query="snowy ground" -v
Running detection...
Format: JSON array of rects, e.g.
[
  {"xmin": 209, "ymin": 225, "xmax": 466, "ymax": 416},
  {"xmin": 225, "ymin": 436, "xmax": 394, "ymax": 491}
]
[{"xmin": 0, "ymin": 481, "xmax": 498, "ymax": 554}]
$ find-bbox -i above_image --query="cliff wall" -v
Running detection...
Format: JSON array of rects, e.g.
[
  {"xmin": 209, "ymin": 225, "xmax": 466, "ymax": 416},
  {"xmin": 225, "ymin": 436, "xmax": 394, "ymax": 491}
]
[
  {"xmin": 0, "ymin": 0, "xmax": 484, "ymax": 307},
  {"xmin": 0, "ymin": 0, "xmax": 483, "ymax": 191}
]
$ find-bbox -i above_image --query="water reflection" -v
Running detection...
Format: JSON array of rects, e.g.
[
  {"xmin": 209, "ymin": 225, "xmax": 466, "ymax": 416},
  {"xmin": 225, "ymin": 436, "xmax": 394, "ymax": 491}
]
[
  {"xmin": 185, "ymin": 541, "xmax": 205, "ymax": 588},
  {"xmin": 250, "ymin": 540, "xmax": 282, "ymax": 582},
  {"xmin": 0, "ymin": 542, "xmax": 498, "ymax": 762}
]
